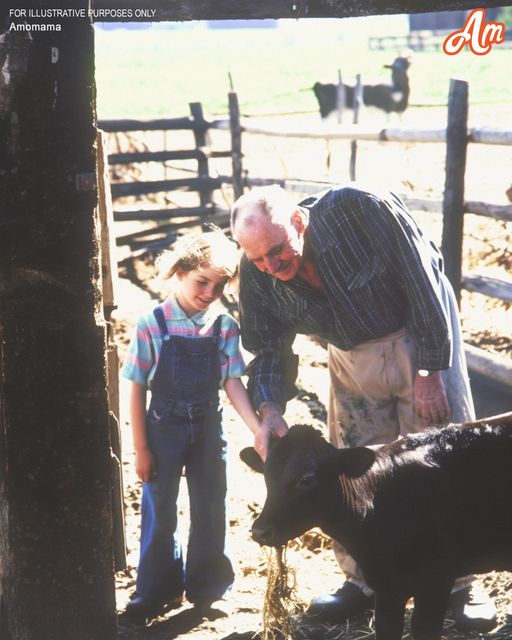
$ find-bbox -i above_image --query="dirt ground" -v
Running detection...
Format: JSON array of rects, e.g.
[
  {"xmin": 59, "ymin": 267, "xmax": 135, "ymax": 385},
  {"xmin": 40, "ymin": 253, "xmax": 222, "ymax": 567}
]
[
  {"xmin": 112, "ymin": 275, "xmax": 512, "ymax": 640},
  {"xmin": 108, "ymin": 103, "xmax": 511, "ymax": 639}
]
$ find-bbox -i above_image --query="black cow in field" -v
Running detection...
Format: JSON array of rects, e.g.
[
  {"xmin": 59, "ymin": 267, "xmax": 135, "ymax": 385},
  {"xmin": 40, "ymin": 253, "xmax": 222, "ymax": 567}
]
[
  {"xmin": 313, "ymin": 54, "xmax": 412, "ymax": 119},
  {"xmin": 241, "ymin": 413, "xmax": 512, "ymax": 640}
]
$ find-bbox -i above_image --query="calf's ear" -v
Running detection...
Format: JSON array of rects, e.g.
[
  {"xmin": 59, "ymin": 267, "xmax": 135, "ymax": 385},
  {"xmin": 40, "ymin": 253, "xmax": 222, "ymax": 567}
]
[
  {"xmin": 240, "ymin": 447, "xmax": 264, "ymax": 473},
  {"xmin": 336, "ymin": 447, "xmax": 375, "ymax": 478}
]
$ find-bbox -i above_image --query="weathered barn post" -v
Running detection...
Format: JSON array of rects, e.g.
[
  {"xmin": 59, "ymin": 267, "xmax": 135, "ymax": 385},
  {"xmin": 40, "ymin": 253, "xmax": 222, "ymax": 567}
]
[
  {"xmin": 441, "ymin": 78, "xmax": 469, "ymax": 305},
  {"xmin": 0, "ymin": 10, "xmax": 117, "ymax": 640},
  {"xmin": 229, "ymin": 91, "xmax": 244, "ymax": 200},
  {"xmin": 190, "ymin": 101, "xmax": 215, "ymax": 211}
]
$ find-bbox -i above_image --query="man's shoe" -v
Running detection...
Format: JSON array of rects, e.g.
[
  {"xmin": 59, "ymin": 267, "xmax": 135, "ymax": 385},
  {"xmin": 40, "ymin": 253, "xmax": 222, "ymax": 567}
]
[
  {"xmin": 447, "ymin": 584, "xmax": 497, "ymax": 633},
  {"xmin": 123, "ymin": 593, "xmax": 183, "ymax": 620},
  {"xmin": 305, "ymin": 582, "xmax": 374, "ymax": 623}
]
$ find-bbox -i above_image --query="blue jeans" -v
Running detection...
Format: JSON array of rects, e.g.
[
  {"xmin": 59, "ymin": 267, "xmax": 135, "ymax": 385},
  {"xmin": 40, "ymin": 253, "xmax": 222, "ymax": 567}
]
[{"xmin": 135, "ymin": 408, "xmax": 234, "ymax": 603}]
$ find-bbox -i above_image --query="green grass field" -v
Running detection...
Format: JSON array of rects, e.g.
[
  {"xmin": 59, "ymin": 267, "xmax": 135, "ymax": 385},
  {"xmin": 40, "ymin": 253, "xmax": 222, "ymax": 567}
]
[{"xmin": 94, "ymin": 20, "xmax": 512, "ymax": 119}]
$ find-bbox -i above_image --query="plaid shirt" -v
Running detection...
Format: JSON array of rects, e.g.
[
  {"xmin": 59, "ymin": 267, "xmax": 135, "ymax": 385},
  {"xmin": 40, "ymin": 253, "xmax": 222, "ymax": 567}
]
[
  {"xmin": 122, "ymin": 295, "xmax": 245, "ymax": 389},
  {"xmin": 239, "ymin": 185, "xmax": 451, "ymax": 410}
]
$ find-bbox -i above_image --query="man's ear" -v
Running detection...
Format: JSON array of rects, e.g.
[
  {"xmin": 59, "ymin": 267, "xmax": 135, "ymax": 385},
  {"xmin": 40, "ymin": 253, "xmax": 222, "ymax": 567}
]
[
  {"xmin": 291, "ymin": 209, "xmax": 307, "ymax": 235},
  {"xmin": 240, "ymin": 447, "xmax": 264, "ymax": 473},
  {"xmin": 336, "ymin": 447, "xmax": 375, "ymax": 478}
]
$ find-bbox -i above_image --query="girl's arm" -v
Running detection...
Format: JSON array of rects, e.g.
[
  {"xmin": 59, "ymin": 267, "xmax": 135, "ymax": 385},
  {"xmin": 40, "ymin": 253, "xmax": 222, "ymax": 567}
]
[
  {"xmin": 224, "ymin": 377, "xmax": 261, "ymax": 436},
  {"xmin": 128, "ymin": 381, "xmax": 156, "ymax": 483}
]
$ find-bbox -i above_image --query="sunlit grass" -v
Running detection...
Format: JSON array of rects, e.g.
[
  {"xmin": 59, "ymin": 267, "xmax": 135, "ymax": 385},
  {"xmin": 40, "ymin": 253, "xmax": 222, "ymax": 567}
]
[{"xmin": 94, "ymin": 20, "xmax": 512, "ymax": 119}]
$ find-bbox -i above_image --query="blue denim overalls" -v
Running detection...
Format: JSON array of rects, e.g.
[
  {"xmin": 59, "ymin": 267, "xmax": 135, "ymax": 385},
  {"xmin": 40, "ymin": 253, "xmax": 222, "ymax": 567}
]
[{"xmin": 135, "ymin": 304, "xmax": 234, "ymax": 604}]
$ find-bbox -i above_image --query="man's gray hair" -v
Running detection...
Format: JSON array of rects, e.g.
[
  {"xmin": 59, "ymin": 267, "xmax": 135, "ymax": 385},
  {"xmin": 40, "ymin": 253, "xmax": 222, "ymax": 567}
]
[{"xmin": 231, "ymin": 185, "xmax": 296, "ymax": 236}]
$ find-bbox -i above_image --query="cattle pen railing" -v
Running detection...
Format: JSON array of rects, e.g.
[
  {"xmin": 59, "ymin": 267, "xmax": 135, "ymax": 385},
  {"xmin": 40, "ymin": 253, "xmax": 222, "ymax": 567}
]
[{"xmin": 217, "ymin": 78, "xmax": 512, "ymax": 389}]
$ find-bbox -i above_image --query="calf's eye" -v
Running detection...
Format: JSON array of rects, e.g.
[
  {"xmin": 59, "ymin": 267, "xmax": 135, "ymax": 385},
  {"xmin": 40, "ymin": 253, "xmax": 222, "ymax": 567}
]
[{"xmin": 296, "ymin": 473, "xmax": 317, "ymax": 490}]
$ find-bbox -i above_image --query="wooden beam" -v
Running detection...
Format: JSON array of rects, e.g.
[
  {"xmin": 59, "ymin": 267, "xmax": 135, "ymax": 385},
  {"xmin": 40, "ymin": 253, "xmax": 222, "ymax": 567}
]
[
  {"xmin": 110, "ymin": 175, "xmax": 226, "ymax": 197},
  {"xmin": 349, "ymin": 74, "xmax": 363, "ymax": 181},
  {"xmin": 469, "ymin": 128, "xmax": 512, "ymax": 146},
  {"xmin": 229, "ymin": 92, "xmax": 244, "ymax": 200},
  {"xmin": 441, "ymin": 78, "xmax": 469, "ymax": 305},
  {"xmin": 241, "ymin": 122, "xmax": 448, "ymax": 142},
  {"xmin": 190, "ymin": 102, "xmax": 214, "ymax": 208},
  {"xmin": 114, "ymin": 205, "xmax": 217, "ymax": 222},
  {"xmin": 464, "ymin": 201, "xmax": 512, "ymax": 223},
  {"xmin": 107, "ymin": 149, "xmax": 231, "ymax": 164},
  {"xmin": 465, "ymin": 344, "xmax": 512, "ymax": 389},
  {"xmin": 96, "ymin": 132, "xmax": 126, "ymax": 572},
  {"xmin": 462, "ymin": 273, "xmax": 512, "ymax": 303},
  {"xmin": 99, "ymin": 117, "xmax": 196, "ymax": 132},
  {"xmin": 0, "ymin": 14, "xmax": 117, "ymax": 640}
]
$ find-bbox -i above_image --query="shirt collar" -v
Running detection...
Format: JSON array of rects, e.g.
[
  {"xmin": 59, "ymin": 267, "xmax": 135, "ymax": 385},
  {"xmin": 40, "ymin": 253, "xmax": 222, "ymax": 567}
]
[{"xmin": 163, "ymin": 295, "xmax": 217, "ymax": 326}]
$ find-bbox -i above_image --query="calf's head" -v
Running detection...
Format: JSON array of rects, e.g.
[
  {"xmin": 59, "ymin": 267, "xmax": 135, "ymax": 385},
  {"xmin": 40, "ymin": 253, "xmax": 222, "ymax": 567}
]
[{"xmin": 241, "ymin": 425, "xmax": 375, "ymax": 547}]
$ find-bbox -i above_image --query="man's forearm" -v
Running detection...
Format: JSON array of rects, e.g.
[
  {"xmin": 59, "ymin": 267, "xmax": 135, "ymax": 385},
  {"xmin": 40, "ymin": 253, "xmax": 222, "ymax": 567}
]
[{"xmin": 258, "ymin": 401, "xmax": 283, "ymax": 419}]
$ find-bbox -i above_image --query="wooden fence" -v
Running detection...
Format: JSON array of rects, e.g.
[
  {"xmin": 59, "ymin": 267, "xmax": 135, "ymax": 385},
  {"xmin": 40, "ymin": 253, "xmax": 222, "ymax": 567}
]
[
  {"xmin": 100, "ymin": 80, "xmax": 511, "ymax": 386},
  {"xmin": 369, "ymin": 31, "xmax": 512, "ymax": 52},
  {"xmin": 98, "ymin": 96, "xmax": 243, "ymax": 258},
  {"xmin": 369, "ymin": 31, "xmax": 448, "ymax": 52}
]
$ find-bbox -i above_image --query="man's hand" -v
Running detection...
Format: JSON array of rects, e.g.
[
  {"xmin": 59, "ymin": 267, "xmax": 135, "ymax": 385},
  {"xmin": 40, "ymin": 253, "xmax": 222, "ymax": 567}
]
[
  {"xmin": 255, "ymin": 401, "xmax": 289, "ymax": 461},
  {"xmin": 414, "ymin": 371, "xmax": 450, "ymax": 425},
  {"xmin": 135, "ymin": 447, "xmax": 156, "ymax": 483}
]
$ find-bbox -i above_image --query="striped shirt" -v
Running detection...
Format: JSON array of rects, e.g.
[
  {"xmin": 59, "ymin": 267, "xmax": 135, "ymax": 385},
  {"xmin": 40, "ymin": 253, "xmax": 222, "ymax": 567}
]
[
  {"xmin": 122, "ymin": 295, "xmax": 245, "ymax": 389},
  {"xmin": 239, "ymin": 184, "xmax": 451, "ymax": 410}
]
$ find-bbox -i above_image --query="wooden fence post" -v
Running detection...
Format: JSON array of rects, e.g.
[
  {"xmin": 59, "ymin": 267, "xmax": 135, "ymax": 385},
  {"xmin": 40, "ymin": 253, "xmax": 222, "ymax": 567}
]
[
  {"xmin": 441, "ymin": 78, "xmax": 469, "ymax": 305},
  {"xmin": 229, "ymin": 92, "xmax": 244, "ymax": 200},
  {"xmin": 349, "ymin": 73, "xmax": 363, "ymax": 181},
  {"xmin": 336, "ymin": 70, "xmax": 345, "ymax": 124},
  {"xmin": 190, "ymin": 102, "xmax": 214, "ymax": 211}
]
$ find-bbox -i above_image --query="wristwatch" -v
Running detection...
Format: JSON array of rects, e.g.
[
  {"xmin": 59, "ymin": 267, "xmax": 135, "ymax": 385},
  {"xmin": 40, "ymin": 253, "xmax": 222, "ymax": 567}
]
[{"xmin": 417, "ymin": 369, "xmax": 434, "ymax": 377}]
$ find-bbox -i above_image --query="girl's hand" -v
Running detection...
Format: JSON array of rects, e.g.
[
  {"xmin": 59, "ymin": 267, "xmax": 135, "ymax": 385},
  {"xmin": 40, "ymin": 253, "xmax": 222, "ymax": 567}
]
[{"xmin": 135, "ymin": 447, "xmax": 156, "ymax": 483}]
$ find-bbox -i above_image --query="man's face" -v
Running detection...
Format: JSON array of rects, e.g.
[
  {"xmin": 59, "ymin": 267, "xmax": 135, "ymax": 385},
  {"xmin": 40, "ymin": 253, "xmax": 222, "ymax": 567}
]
[{"xmin": 236, "ymin": 213, "xmax": 305, "ymax": 282}]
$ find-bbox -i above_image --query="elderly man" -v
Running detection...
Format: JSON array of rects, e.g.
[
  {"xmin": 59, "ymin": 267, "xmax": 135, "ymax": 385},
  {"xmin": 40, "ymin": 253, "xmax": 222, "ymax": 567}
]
[{"xmin": 231, "ymin": 184, "xmax": 496, "ymax": 632}]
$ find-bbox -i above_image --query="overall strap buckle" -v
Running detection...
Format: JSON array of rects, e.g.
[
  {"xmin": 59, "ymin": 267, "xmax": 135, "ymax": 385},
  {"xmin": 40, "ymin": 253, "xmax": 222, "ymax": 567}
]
[{"xmin": 153, "ymin": 304, "xmax": 170, "ymax": 339}]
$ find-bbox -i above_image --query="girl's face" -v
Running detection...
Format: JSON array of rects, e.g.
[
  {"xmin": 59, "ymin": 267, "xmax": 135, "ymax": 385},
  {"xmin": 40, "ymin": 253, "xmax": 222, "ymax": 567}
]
[{"xmin": 175, "ymin": 265, "xmax": 228, "ymax": 317}]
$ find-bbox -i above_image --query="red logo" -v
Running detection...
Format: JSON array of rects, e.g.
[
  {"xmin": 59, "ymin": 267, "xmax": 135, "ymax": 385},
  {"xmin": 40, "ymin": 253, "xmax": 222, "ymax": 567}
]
[{"xmin": 443, "ymin": 8, "xmax": 505, "ymax": 55}]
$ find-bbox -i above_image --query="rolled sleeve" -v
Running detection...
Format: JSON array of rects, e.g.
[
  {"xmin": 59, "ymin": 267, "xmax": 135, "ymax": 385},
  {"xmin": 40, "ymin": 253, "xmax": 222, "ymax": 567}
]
[
  {"xmin": 239, "ymin": 259, "xmax": 298, "ymax": 410},
  {"xmin": 219, "ymin": 315, "xmax": 246, "ymax": 383}
]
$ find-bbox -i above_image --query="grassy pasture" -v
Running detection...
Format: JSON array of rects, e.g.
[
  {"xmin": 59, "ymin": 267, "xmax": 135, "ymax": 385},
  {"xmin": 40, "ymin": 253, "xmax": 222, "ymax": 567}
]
[{"xmin": 94, "ymin": 20, "xmax": 512, "ymax": 119}]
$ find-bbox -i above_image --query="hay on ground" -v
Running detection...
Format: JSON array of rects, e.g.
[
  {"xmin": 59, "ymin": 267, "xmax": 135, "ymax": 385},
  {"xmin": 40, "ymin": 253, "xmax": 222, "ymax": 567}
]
[{"xmin": 262, "ymin": 545, "xmax": 305, "ymax": 640}]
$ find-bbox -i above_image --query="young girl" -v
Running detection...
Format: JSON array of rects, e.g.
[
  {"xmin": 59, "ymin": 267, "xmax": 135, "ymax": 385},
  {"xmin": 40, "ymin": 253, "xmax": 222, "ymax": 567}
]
[{"xmin": 121, "ymin": 230, "xmax": 261, "ymax": 620}]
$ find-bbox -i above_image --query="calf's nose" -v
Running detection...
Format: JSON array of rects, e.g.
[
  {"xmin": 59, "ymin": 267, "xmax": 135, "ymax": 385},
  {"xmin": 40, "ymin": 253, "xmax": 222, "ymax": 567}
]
[{"xmin": 252, "ymin": 522, "xmax": 275, "ymax": 546}]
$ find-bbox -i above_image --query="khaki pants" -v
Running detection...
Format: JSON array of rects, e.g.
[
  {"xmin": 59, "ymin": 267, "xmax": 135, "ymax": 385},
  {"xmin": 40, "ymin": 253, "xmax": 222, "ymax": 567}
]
[{"xmin": 328, "ymin": 273, "xmax": 475, "ymax": 594}]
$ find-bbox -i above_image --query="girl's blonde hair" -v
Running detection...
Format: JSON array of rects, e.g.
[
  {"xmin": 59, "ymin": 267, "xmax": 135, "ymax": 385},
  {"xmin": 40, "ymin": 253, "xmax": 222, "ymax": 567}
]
[{"xmin": 155, "ymin": 229, "xmax": 240, "ymax": 284}]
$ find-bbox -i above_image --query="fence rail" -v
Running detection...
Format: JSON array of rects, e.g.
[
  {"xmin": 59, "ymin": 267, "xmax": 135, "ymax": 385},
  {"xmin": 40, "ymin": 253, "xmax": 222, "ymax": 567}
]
[
  {"xmin": 368, "ymin": 31, "xmax": 512, "ymax": 52},
  {"xmin": 98, "ymin": 99, "xmax": 241, "ymax": 244},
  {"xmin": 235, "ymin": 122, "xmax": 512, "ymax": 146}
]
